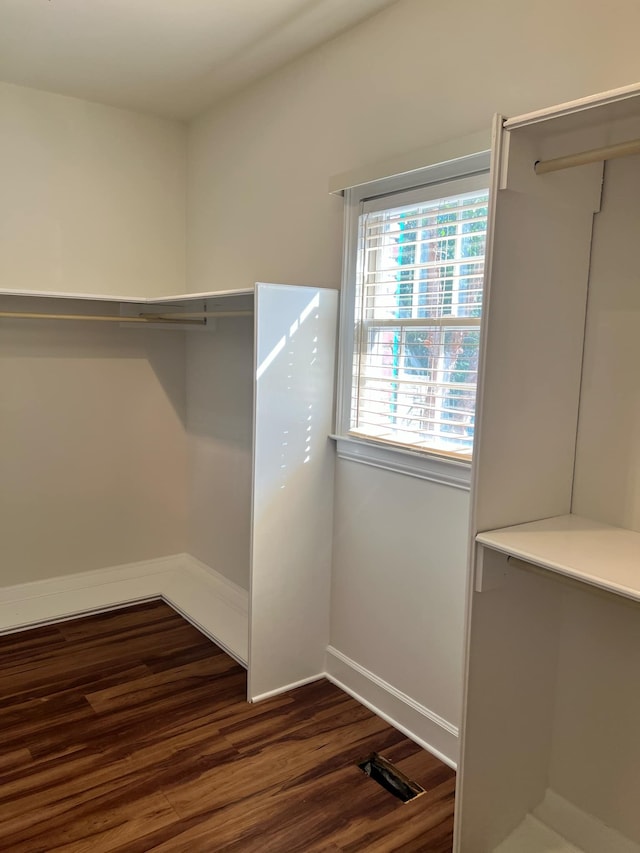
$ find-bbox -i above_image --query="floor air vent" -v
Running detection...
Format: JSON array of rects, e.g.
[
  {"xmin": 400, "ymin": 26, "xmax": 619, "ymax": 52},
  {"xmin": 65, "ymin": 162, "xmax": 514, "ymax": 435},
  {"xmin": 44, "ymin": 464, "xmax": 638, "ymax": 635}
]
[{"xmin": 358, "ymin": 753, "xmax": 426, "ymax": 803}]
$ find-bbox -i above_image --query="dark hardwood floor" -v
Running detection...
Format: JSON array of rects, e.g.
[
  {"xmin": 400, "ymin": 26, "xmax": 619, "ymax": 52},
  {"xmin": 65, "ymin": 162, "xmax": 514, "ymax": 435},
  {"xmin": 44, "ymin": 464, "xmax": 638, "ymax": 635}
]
[{"xmin": 0, "ymin": 601, "xmax": 455, "ymax": 852}]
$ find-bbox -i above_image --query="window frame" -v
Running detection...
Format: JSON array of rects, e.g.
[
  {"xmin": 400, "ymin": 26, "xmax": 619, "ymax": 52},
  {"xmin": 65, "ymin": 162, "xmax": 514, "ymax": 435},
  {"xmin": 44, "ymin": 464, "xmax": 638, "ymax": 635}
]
[{"xmin": 334, "ymin": 150, "xmax": 491, "ymax": 488}]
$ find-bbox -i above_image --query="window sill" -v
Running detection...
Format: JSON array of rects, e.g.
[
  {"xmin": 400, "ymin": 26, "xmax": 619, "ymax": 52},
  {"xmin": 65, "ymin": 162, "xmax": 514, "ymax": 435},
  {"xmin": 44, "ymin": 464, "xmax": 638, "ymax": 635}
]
[{"xmin": 330, "ymin": 435, "xmax": 471, "ymax": 490}]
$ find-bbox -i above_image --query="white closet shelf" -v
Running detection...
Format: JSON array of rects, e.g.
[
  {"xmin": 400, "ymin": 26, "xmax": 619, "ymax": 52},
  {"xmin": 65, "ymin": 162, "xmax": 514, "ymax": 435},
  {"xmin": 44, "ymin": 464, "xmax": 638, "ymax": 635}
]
[
  {"xmin": 146, "ymin": 287, "xmax": 255, "ymax": 304},
  {"xmin": 0, "ymin": 286, "xmax": 256, "ymax": 326},
  {"xmin": 477, "ymin": 514, "xmax": 640, "ymax": 603},
  {"xmin": 493, "ymin": 815, "xmax": 583, "ymax": 853},
  {"xmin": 0, "ymin": 286, "xmax": 255, "ymax": 304},
  {"xmin": 504, "ymin": 81, "xmax": 640, "ymax": 134}
]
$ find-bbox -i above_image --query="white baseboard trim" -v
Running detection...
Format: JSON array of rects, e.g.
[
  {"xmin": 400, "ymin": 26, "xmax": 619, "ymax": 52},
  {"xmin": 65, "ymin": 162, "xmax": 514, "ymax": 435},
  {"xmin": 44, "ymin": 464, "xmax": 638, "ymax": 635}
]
[
  {"xmin": 164, "ymin": 555, "xmax": 248, "ymax": 665},
  {"xmin": 325, "ymin": 645, "xmax": 458, "ymax": 769},
  {"xmin": 0, "ymin": 554, "xmax": 249, "ymax": 666},
  {"xmin": 250, "ymin": 673, "xmax": 325, "ymax": 704},
  {"xmin": 532, "ymin": 789, "xmax": 640, "ymax": 853}
]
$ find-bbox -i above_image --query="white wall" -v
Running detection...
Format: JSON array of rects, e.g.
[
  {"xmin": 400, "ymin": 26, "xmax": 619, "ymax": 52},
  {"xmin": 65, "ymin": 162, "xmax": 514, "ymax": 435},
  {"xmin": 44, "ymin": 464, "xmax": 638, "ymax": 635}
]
[
  {"xmin": 186, "ymin": 0, "xmax": 640, "ymax": 752},
  {"xmin": 0, "ymin": 86, "xmax": 190, "ymax": 587},
  {"xmin": 0, "ymin": 82, "xmax": 187, "ymax": 298},
  {"xmin": 0, "ymin": 296, "xmax": 188, "ymax": 585},
  {"xmin": 573, "ymin": 154, "xmax": 640, "ymax": 530},
  {"xmin": 331, "ymin": 462, "xmax": 469, "ymax": 726},
  {"xmin": 187, "ymin": 0, "xmax": 640, "ymax": 293}
]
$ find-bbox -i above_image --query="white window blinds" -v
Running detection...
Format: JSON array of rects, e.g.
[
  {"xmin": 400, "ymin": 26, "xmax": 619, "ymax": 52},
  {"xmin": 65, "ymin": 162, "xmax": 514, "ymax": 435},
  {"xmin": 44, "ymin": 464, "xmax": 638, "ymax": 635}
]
[{"xmin": 349, "ymin": 175, "xmax": 489, "ymax": 459}]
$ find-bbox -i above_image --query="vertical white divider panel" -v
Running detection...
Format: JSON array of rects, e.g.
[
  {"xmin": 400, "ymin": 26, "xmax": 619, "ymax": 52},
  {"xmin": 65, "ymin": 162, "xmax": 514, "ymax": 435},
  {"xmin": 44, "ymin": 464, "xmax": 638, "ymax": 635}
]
[
  {"xmin": 249, "ymin": 283, "xmax": 338, "ymax": 701},
  {"xmin": 473, "ymin": 189, "xmax": 595, "ymax": 533},
  {"xmin": 456, "ymin": 115, "xmax": 604, "ymax": 852},
  {"xmin": 471, "ymin": 120, "xmax": 603, "ymax": 536},
  {"xmin": 458, "ymin": 550, "xmax": 563, "ymax": 852}
]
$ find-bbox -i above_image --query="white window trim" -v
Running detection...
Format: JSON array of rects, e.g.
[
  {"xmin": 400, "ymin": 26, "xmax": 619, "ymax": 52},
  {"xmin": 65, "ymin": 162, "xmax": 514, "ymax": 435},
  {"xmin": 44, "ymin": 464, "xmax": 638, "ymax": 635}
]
[
  {"xmin": 334, "ymin": 149, "xmax": 491, "ymax": 488},
  {"xmin": 332, "ymin": 433, "xmax": 472, "ymax": 489}
]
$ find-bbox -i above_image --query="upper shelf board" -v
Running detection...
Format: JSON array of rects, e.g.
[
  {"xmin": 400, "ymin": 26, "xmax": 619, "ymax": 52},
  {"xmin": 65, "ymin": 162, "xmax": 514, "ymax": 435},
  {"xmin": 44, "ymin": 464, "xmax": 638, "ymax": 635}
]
[
  {"xmin": 504, "ymin": 81, "xmax": 640, "ymax": 137},
  {"xmin": 477, "ymin": 514, "xmax": 640, "ymax": 604},
  {"xmin": 146, "ymin": 287, "xmax": 255, "ymax": 304},
  {"xmin": 0, "ymin": 286, "xmax": 256, "ymax": 305}
]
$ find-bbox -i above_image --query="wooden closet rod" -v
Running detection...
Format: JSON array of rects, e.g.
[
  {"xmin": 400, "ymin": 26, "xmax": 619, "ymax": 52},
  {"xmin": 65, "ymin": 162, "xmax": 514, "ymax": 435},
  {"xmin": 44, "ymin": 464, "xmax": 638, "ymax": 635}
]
[
  {"xmin": 140, "ymin": 310, "xmax": 253, "ymax": 320},
  {"xmin": 535, "ymin": 138, "xmax": 640, "ymax": 174},
  {"xmin": 0, "ymin": 309, "xmax": 253, "ymax": 324},
  {"xmin": 0, "ymin": 311, "xmax": 203, "ymax": 325}
]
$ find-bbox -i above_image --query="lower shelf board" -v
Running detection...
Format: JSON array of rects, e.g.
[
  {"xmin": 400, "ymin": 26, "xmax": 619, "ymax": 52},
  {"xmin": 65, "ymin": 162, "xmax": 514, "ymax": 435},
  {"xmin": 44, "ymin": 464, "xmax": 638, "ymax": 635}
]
[
  {"xmin": 476, "ymin": 514, "xmax": 640, "ymax": 604},
  {"xmin": 493, "ymin": 816, "xmax": 583, "ymax": 853},
  {"xmin": 492, "ymin": 796, "xmax": 640, "ymax": 853}
]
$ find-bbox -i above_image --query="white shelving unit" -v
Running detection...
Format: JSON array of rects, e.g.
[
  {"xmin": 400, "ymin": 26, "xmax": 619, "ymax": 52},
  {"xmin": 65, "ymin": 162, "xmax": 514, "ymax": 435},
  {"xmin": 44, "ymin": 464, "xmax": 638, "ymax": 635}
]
[
  {"xmin": 0, "ymin": 282, "xmax": 338, "ymax": 703},
  {"xmin": 477, "ymin": 515, "xmax": 640, "ymax": 604},
  {"xmin": 0, "ymin": 286, "xmax": 254, "ymax": 303},
  {"xmin": 455, "ymin": 83, "xmax": 640, "ymax": 853}
]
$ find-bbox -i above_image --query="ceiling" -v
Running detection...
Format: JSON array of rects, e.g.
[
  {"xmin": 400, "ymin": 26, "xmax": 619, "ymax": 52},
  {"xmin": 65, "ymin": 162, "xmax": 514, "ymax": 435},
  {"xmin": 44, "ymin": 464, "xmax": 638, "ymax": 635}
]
[{"xmin": 0, "ymin": 0, "xmax": 398, "ymax": 120}]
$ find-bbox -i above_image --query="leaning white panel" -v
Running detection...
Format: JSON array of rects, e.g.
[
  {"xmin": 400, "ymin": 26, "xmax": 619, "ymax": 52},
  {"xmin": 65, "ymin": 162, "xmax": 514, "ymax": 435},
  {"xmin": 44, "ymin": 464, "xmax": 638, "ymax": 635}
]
[{"xmin": 249, "ymin": 283, "xmax": 338, "ymax": 701}]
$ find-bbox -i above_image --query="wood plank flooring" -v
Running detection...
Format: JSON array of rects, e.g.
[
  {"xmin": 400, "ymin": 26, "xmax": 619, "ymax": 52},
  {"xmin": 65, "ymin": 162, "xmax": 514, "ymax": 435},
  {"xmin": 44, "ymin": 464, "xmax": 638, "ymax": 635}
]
[{"xmin": 0, "ymin": 601, "xmax": 455, "ymax": 852}]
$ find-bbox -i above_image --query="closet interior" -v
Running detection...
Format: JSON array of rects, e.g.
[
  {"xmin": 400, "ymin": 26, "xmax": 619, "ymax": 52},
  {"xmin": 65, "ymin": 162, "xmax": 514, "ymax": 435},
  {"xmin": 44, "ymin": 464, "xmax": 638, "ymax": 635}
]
[
  {"xmin": 0, "ymin": 282, "xmax": 338, "ymax": 704},
  {"xmin": 456, "ymin": 85, "xmax": 640, "ymax": 852}
]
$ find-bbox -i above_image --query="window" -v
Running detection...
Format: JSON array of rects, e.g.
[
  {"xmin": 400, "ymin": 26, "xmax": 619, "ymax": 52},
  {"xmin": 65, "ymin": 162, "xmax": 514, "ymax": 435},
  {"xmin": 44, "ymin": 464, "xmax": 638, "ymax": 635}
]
[{"xmin": 336, "ymin": 154, "xmax": 490, "ymax": 484}]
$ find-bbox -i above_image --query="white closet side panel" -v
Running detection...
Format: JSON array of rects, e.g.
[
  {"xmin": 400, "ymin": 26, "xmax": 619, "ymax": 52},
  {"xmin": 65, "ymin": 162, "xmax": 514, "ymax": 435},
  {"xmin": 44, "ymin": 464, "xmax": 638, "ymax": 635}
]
[
  {"xmin": 572, "ymin": 154, "xmax": 640, "ymax": 531},
  {"xmin": 473, "ymin": 191, "xmax": 594, "ymax": 533},
  {"xmin": 186, "ymin": 317, "xmax": 254, "ymax": 590},
  {"xmin": 549, "ymin": 588, "xmax": 640, "ymax": 846},
  {"xmin": 249, "ymin": 283, "xmax": 337, "ymax": 701},
  {"xmin": 458, "ymin": 550, "xmax": 563, "ymax": 852}
]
